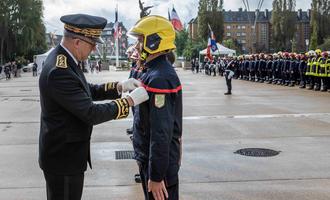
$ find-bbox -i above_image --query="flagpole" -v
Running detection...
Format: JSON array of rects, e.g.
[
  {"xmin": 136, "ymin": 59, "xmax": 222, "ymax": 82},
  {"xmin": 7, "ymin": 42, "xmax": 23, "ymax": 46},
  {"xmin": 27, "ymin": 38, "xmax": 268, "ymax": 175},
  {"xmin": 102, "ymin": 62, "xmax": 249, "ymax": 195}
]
[{"xmin": 115, "ymin": 4, "xmax": 119, "ymax": 70}]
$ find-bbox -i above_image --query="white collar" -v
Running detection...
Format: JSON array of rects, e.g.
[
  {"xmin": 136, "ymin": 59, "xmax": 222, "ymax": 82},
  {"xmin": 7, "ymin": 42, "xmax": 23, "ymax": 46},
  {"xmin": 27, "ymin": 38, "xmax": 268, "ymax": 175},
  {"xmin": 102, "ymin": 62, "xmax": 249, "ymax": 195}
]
[{"xmin": 60, "ymin": 43, "xmax": 78, "ymax": 66}]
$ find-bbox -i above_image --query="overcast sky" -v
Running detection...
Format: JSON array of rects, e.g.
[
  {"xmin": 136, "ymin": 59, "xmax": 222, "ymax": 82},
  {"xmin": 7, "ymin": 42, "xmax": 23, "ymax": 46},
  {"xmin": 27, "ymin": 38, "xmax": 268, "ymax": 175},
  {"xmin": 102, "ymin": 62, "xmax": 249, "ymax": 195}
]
[{"xmin": 43, "ymin": 0, "xmax": 311, "ymax": 34}]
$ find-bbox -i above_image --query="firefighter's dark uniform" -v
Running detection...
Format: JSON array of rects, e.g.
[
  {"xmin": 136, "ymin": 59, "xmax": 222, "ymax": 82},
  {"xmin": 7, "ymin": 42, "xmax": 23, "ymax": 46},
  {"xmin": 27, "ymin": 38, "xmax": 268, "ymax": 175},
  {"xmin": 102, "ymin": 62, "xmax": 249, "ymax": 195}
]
[
  {"xmin": 39, "ymin": 14, "xmax": 130, "ymax": 200},
  {"xmin": 133, "ymin": 55, "xmax": 182, "ymax": 200}
]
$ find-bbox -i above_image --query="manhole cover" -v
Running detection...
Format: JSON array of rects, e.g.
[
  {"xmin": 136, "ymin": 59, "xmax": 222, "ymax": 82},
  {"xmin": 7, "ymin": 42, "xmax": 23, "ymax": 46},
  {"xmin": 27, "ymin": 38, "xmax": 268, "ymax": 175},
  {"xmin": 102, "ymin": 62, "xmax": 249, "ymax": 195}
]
[
  {"xmin": 234, "ymin": 148, "xmax": 280, "ymax": 157},
  {"xmin": 115, "ymin": 150, "xmax": 134, "ymax": 160}
]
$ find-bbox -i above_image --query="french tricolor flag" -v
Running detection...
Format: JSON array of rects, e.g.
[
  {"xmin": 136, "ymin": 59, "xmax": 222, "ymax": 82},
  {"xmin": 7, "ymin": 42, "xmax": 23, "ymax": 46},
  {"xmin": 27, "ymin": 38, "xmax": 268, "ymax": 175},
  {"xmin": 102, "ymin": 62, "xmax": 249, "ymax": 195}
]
[
  {"xmin": 170, "ymin": 7, "xmax": 183, "ymax": 31},
  {"xmin": 207, "ymin": 24, "xmax": 218, "ymax": 61}
]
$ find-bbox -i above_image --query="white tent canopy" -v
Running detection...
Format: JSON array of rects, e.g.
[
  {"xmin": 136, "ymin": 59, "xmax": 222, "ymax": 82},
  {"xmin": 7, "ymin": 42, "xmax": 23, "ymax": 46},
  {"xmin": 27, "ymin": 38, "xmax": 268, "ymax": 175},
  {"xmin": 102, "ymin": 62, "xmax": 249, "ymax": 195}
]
[
  {"xmin": 34, "ymin": 47, "xmax": 54, "ymax": 74},
  {"xmin": 199, "ymin": 43, "xmax": 236, "ymax": 57}
]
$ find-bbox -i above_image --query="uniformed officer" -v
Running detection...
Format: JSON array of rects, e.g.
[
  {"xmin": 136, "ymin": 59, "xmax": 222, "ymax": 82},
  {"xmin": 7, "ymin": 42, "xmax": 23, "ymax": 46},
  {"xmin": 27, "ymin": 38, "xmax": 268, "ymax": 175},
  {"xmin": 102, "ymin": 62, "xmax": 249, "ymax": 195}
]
[
  {"xmin": 224, "ymin": 58, "xmax": 235, "ymax": 95},
  {"xmin": 128, "ymin": 15, "xmax": 183, "ymax": 200},
  {"xmin": 38, "ymin": 14, "xmax": 149, "ymax": 200}
]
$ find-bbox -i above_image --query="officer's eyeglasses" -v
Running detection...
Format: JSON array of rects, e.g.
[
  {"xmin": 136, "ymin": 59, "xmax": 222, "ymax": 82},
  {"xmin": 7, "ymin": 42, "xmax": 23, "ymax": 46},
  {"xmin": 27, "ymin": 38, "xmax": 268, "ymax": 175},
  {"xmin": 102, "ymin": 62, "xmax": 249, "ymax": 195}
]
[{"xmin": 75, "ymin": 37, "xmax": 97, "ymax": 48}]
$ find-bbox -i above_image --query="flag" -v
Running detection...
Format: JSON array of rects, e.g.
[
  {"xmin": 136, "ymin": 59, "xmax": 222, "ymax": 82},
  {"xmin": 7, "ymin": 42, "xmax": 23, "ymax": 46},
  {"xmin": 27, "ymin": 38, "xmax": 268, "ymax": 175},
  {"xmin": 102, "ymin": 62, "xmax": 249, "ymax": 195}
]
[
  {"xmin": 206, "ymin": 24, "xmax": 218, "ymax": 61},
  {"xmin": 113, "ymin": 5, "xmax": 119, "ymax": 39},
  {"xmin": 170, "ymin": 7, "xmax": 183, "ymax": 31},
  {"xmin": 118, "ymin": 26, "xmax": 122, "ymax": 39}
]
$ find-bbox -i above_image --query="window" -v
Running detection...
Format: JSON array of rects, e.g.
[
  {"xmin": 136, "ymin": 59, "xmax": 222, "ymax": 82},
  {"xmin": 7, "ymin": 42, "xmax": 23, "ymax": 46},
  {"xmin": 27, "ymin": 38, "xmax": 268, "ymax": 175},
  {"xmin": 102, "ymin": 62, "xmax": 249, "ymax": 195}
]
[
  {"xmin": 241, "ymin": 40, "xmax": 246, "ymax": 44},
  {"xmin": 242, "ymin": 25, "xmax": 246, "ymax": 29},
  {"xmin": 226, "ymin": 32, "xmax": 231, "ymax": 36},
  {"xmin": 238, "ymin": 25, "xmax": 241, "ymax": 29},
  {"xmin": 237, "ymin": 33, "xmax": 241, "ymax": 36},
  {"xmin": 226, "ymin": 25, "xmax": 231, "ymax": 29}
]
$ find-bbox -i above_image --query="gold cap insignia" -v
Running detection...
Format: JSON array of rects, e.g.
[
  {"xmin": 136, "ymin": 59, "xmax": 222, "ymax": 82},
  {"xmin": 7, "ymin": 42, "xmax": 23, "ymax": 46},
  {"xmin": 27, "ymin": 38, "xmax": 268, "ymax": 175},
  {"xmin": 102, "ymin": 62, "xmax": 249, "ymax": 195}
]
[
  {"xmin": 56, "ymin": 54, "xmax": 67, "ymax": 68},
  {"xmin": 154, "ymin": 94, "xmax": 165, "ymax": 108}
]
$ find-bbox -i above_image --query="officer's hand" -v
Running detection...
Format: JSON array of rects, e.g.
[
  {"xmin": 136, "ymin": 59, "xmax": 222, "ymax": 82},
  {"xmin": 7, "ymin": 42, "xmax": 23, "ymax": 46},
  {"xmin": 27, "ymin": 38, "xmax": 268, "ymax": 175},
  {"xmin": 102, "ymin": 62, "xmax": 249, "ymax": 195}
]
[
  {"xmin": 126, "ymin": 87, "xmax": 149, "ymax": 106},
  {"xmin": 148, "ymin": 180, "xmax": 168, "ymax": 200},
  {"xmin": 118, "ymin": 78, "xmax": 142, "ymax": 93}
]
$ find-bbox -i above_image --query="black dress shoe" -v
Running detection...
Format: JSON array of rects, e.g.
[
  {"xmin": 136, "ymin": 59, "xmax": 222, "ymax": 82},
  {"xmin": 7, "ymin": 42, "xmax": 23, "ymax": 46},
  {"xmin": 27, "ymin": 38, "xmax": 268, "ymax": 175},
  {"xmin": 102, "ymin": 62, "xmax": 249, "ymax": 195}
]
[
  {"xmin": 126, "ymin": 127, "xmax": 133, "ymax": 135},
  {"xmin": 134, "ymin": 174, "xmax": 142, "ymax": 183},
  {"xmin": 224, "ymin": 92, "xmax": 232, "ymax": 95}
]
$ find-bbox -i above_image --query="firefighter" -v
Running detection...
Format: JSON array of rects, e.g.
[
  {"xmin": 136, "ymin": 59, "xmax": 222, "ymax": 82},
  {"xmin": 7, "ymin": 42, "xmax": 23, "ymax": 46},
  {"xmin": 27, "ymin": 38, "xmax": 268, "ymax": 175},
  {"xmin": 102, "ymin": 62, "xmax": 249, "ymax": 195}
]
[
  {"xmin": 320, "ymin": 51, "xmax": 329, "ymax": 92},
  {"xmin": 128, "ymin": 15, "xmax": 183, "ymax": 200}
]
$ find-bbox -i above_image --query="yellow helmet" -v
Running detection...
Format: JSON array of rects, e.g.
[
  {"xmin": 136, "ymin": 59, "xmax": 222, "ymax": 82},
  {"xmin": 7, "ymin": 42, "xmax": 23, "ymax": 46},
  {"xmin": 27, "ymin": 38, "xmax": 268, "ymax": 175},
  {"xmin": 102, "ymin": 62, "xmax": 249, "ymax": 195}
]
[
  {"xmin": 128, "ymin": 15, "xmax": 176, "ymax": 60},
  {"xmin": 315, "ymin": 49, "xmax": 322, "ymax": 55}
]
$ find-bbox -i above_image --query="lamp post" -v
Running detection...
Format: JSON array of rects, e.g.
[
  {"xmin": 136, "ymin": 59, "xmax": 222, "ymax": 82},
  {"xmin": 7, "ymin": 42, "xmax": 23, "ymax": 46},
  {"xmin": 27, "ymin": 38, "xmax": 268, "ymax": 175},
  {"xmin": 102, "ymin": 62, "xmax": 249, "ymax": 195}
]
[{"xmin": 305, "ymin": 39, "xmax": 309, "ymax": 52}]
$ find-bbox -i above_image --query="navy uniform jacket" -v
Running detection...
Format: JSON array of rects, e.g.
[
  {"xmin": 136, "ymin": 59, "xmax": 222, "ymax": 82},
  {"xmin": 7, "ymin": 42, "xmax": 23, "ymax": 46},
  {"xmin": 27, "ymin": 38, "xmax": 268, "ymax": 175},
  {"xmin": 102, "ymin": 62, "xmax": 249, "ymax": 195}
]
[
  {"xmin": 133, "ymin": 55, "xmax": 182, "ymax": 186},
  {"xmin": 39, "ymin": 45, "xmax": 129, "ymax": 175}
]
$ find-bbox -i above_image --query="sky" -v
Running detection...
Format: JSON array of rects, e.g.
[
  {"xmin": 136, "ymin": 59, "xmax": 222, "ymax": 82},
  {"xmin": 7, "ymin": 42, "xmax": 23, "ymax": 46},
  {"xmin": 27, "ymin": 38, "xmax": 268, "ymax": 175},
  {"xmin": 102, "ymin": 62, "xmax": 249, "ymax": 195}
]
[{"xmin": 43, "ymin": 0, "xmax": 311, "ymax": 34}]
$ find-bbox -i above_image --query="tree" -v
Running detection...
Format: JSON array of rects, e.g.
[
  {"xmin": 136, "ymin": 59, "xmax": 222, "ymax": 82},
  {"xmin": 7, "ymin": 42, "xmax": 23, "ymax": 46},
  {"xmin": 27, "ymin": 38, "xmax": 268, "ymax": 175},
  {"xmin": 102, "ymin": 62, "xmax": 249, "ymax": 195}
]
[
  {"xmin": 271, "ymin": 0, "xmax": 297, "ymax": 51},
  {"xmin": 183, "ymin": 38, "xmax": 206, "ymax": 60},
  {"xmin": 223, "ymin": 38, "xmax": 242, "ymax": 54},
  {"xmin": 310, "ymin": 0, "xmax": 330, "ymax": 47},
  {"xmin": 197, "ymin": 0, "xmax": 224, "ymax": 42},
  {"xmin": 317, "ymin": 37, "xmax": 330, "ymax": 50},
  {"xmin": 197, "ymin": 0, "xmax": 208, "ymax": 40},
  {"xmin": 0, "ymin": 0, "xmax": 46, "ymax": 64},
  {"xmin": 175, "ymin": 29, "xmax": 189, "ymax": 57}
]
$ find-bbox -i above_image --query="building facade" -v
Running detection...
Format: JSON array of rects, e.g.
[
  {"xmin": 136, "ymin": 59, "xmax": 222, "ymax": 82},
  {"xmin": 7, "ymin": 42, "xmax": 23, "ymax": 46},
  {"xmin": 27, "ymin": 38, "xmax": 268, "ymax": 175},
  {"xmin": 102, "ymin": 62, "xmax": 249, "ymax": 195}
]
[
  {"xmin": 101, "ymin": 22, "xmax": 128, "ymax": 59},
  {"xmin": 188, "ymin": 8, "xmax": 310, "ymax": 54}
]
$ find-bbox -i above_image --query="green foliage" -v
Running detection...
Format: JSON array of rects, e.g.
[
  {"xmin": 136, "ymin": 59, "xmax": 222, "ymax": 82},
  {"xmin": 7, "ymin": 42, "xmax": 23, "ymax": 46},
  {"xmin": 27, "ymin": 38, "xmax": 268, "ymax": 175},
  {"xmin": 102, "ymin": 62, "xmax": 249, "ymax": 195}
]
[
  {"xmin": 310, "ymin": 20, "xmax": 318, "ymax": 50},
  {"xmin": 197, "ymin": 0, "xmax": 224, "ymax": 42},
  {"xmin": 183, "ymin": 38, "xmax": 206, "ymax": 60},
  {"xmin": 317, "ymin": 37, "xmax": 330, "ymax": 50},
  {"xmin": 175, "ymin": 29, "xmax": 189, "ymax": 57},
  {"xmin": 271, "ymin": 0, "xmax": 297, "ymax": 51},
  {"xmin": 0, "ymin": 0, "xmax": 46, "ymax": 64},
  {"xmin": 310, "ymin": 0, "xmax": 330, "ymax": 46},
  {"xmin": 223, "ymin": 38, "xmax": 242, "ymax": 54}
]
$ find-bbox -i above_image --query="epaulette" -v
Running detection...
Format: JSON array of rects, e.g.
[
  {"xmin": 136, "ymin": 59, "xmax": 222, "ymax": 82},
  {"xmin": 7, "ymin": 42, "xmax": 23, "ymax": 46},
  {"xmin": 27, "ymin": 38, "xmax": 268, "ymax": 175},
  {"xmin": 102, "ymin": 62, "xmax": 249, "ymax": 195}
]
[{"xmin": 56, "ymin": 54, "xmax": 68, "ymax": 69}]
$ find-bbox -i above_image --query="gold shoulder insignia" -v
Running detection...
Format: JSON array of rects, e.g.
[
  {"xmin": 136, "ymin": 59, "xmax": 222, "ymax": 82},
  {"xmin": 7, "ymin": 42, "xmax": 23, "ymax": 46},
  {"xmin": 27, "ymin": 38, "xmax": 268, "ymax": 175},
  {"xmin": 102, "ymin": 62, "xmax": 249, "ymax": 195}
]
[{"xmin": 56, "ymin": 54, "xmax": 68, "ymax": 68}]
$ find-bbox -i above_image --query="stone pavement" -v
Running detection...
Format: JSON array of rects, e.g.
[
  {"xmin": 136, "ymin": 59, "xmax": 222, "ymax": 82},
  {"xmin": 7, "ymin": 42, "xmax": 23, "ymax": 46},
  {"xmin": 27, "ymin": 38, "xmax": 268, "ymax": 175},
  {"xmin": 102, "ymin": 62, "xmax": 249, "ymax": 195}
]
[{"xmin": 0, "ymin": 69, "xmax": 330, "ymax": 200}]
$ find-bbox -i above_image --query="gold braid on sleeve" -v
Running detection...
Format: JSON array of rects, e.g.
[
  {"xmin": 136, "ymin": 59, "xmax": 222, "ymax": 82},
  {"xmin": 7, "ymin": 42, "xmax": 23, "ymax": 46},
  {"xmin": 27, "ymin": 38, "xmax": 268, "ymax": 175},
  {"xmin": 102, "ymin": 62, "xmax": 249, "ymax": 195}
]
[
  {"xmin": 113, "ymin": 98, "xmax": 129, "ymax": 119},
  {"xmin": 104, "ymin": 82, "xmax": 118, "ymax": 92}
]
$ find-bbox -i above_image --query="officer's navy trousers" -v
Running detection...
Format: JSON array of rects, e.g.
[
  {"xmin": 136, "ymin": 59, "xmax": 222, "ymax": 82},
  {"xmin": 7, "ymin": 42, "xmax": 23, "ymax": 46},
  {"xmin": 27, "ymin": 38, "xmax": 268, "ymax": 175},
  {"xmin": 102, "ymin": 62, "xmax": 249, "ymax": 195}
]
[{"xmin": 43, "ymin": 171, "xmax": 84, "ymax": 200}]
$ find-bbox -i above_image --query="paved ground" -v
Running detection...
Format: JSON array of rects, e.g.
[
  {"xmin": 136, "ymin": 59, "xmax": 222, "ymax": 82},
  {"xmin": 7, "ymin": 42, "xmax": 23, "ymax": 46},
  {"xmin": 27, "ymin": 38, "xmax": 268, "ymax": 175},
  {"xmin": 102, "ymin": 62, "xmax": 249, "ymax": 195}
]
[{"xmin": 0, "ymin": 69, "xmax": 330, "ymax": 200}]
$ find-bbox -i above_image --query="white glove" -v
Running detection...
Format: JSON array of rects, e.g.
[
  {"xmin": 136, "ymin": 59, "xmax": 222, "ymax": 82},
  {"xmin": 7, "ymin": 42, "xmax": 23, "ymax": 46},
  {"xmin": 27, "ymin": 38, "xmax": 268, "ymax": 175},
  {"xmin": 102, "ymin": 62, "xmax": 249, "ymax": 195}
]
[
  {"xmin": 228, "ymin": 71, "xmax": 234, "ymax": 79},
  {"xmin": 119, "ymin": 78, "xmax": 142, "ymax": 93},
  {"xmin": 127, "ymin": 87, "xmax": 149, "ymax": 106}
]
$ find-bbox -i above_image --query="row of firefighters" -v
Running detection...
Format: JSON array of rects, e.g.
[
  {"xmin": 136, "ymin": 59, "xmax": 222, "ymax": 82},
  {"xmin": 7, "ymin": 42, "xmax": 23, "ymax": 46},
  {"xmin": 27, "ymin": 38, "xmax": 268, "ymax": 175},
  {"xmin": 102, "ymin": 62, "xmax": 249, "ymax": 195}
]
[{"xmin": 191, "ymin": 49, "xmax": 330, "ymax": 92}]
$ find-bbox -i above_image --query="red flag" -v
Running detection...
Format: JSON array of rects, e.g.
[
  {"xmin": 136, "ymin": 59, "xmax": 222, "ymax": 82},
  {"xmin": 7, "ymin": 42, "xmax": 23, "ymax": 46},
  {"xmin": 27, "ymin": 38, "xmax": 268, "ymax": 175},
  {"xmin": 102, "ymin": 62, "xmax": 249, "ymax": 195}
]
[
  {"xmin": 170, "ymin": 7, "xmax": 183, "ymax": 31},
  {"xmin": 206, "ymin": 38, "xmax": 212, "ymax": 61}
]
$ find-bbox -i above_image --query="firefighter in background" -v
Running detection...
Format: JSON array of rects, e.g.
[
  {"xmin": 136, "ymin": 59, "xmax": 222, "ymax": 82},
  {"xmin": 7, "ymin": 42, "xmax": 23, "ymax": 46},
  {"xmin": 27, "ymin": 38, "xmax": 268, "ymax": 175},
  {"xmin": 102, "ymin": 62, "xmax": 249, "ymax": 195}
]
[
  {"xmin": 298, "ymin": 53, "xmax": 308, "ymax": 89},
  {"xmin": 306, "ymin": 50, "xmax": 316, "ymax": 90},
  {"xmin": 311, "ymin": 49, "xmax": 322, "ymax": 91},
  {"xmin": 265, "ymin": 54, "xmax": 273, "ymax": 84},
  {"xmin": 327, "ymin": 52, "xmax": 330, "ymax": 93},
  {"xmin": 319, "ymin": 51, "xmax": 329, "ymax": 92},
  {"xmin": 288, "ymin": 53, "xmax": 298, "ymax": 87}
]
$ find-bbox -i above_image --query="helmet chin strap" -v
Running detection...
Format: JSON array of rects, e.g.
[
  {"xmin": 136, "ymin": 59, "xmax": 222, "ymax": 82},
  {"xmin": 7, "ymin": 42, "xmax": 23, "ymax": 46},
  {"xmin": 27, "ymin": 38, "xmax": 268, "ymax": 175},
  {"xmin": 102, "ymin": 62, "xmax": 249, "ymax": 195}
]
[{"xmin": 139, "ymin": 48, "xmax": 172, "ymax": 65}]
